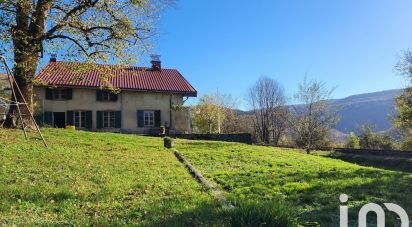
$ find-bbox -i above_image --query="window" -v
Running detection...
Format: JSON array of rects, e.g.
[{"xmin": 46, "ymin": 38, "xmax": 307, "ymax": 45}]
[
  {"xmin": 97, "ymin": 111, "xmax": 121, "ymax": 129},
  {"xmin": 46, "ymin": 88, "xmax": 72, "ymax": 100},
  {"xmin": 137, "ymin": 110, "xmax": 160, "ymax": 128},
  {"xmin": 74, "ymin": 111, "xmax": 87, "ymax": 129},
  {"xmin": 103, "ymin": 111, "xmax": 116, "ymax": 128},
  {"xmin": 52, "ymin": 89, "xmax": 63, "ymax": 99},
  {"xmin": 96, "ymin": 90, "xmax": 118, "ymax": 102},
  {"xmin": 144, "ymin": 111, "xmax": 155, "ymax": 127}
]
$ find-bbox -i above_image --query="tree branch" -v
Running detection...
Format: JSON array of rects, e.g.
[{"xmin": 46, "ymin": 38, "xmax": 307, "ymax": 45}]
[{"xmin": 45, "ymin": 0, "xmax": 99, "ymax": 38}]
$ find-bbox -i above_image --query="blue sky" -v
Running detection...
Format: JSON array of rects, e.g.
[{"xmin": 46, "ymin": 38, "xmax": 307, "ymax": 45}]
[{"xmin": 151, "ymin": 0, "xmax": 412, "ymax": 109}]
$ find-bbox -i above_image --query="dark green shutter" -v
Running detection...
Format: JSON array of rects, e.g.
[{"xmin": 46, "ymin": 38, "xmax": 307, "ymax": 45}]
[
  {"xmin": 34, "ymin": 114, "xmax": 44, "ymax": 126},
  {"xmin": 137, "ymin": 110, "xmax": 144, "ymax": 127},
  {"xmin": 65, "ymin": 88, "xmax": 73, "ymax": 100},
  {"xmin": 86, "ymin": 111, "xmax": 93, "ymax": 130},
  {"xmin": 111, "ymin": 93, "xmax": 118, "ymax": 102},
  {"xmin": 96, "ymin": 111, "xmax": 103, "ymax": 129},
  {"xmin": 45, "ymin": 88, "xmax": 53, "ymax": 100},
  {"xmin": 44, "ymin": 112, "xmax": 53, "ymax": 125},
  {"xmin": 96, "ymin": 90, "xmax": 103, "ymax": 101},
  {"xmin": 66, "ymin": 111, "xmax": 74, "ymax": 126},
  {"xmin": 155, "ymin": 110, "xmax": 161, "ymax": 127},
  {"xmin": 115, "ymin": 111, "xmax": 122, "ymax": 128}
]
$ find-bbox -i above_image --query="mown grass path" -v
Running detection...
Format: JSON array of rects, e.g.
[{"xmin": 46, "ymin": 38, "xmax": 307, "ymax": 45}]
[{"xmin": 176, "ymin": 139, "xmax": 412, "ymax": 226}]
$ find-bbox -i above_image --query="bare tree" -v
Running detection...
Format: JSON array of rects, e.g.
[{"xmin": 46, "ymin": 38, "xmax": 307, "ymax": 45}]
[
  {"xmin": 291, "ymin": 78, "xmax": 338, "ymax": 153},
  {"xmin": 271, "ymin": 106, "xmax": 289, "ymax": 145},
  {"xmin": 248, "ymin": 76, "xmax": 288, "ymax": 144},
  {"xmin": 0, "ymin": 0, "xmax": 170, "ymax": 127}
]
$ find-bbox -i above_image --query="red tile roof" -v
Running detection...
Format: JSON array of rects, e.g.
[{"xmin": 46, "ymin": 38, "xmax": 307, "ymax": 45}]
[{"xmin": 35, "ymin": 61, "xmax": 197, "ymax": 97}]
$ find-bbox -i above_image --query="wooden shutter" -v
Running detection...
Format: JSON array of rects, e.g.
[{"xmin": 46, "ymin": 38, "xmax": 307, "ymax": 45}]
[
  {"xmin": 44, "ymin": 112, "xmax": 53, "ymax": 125},
  {"xmin": 96, "ymin": 111, "xmax": 103, "ymax": 129},
  {"xmin": 96, "ymin": 90, "xmax": 103, "ymax": 101},
  {"xmin": 64, "ymin": 88, "xmax": 73, "ymax": 100},
  {"xmin": 34, "ymin": 114, "xmax": 43, "ymax": 126},
  {"xmin": 115, "ymin": 111, "xmax": 122, "ymax": 128},
  {"xmin": 137, "ymin": 110, "xmax": 144, "ymax": 128},
  {"xmin": 86, "ymin": 111, "xmax": 93, "ymax": 130},
  {"xmin": 45, "ymin": 88, "xmax": 53, "ymax": 100},
  {"xmin": 66, "ymin": 111, "xmax": 74, "ymax": 126},
  {"xmin": 155, "ymin": 110, "xmax": 161, "ymax": 127},
  {"xmin": 110, "ymin": 93, "xmax": 118, "ymax": 102}
]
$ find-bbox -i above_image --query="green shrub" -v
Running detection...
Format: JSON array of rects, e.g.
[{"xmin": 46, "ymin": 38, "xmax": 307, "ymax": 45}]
[
  {"xmin": 358, "ymin": 125, "xmax": 395, "ymax": 150},
  {"xmin": 228, "ymin": 199, "xmax": 297, "ymax": 227},
  {"xmin": 360, "ymin": 134, "xmax": 395, "ymax": 150},
  {"xmin": 345, "ymin": 132, "xmax": 360, "ymax": 149},
  {"xmin": 401, "ymin": 136, "xmax": 412, "ymax": 151},
  {"xmin": 164, "ymin": 136, "xmax": 174, "ymax": 142},
  {"xmin": 164, "ymin": 137, "xmax": 175, "ymax": 148}
]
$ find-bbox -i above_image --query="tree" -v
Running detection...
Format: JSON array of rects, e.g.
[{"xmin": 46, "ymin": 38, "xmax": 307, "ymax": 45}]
[
  {"xmin": 248, "ymin": 76, "xmax": 288, "ymax": 144},
  {"xmin": 358, "ymin": 124, "xmax": 395, "ymax": 150},
  {"xmin": 291, "ymin": 78, "xmax": 338, "ymax": 153},
  {"xmin": 394, "ymin": 50, "xmax": 412, "ymax": 135},
  {"xmin": 345, "ymin": 132, "xmax": 360, "ymax": 149},
  {"xmin": 220, "ymin": 109, "xmax": 243, "ymax": 133},
  {"xmin": 0, "ymin": 0, "xmax": 169, "ymax": 127},
  {"xmin": 192, "ymin": 91, "xmax": 236, "ymax": 134},
  {"xmin": 394, "ymin": 90, "xmax": 412, "ymax": 133},
  {"xmin": 271, "ymin": 107, "xmax": 289, "ymax": 145}
]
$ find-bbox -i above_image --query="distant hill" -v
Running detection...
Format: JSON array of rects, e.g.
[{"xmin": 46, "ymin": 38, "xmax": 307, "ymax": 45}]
[
  {"xmin": 331, "ymin": 89, "xmax": 403, "ymax": 133},
  {"xmin": 239, "ymin": 89, "xmax": 404, "ymax": 135}
]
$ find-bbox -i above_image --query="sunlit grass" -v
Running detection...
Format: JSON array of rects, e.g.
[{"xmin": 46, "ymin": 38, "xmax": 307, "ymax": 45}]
[
  {"xmin": 2, "ymin": 128, "xmax": 410, "ymax": 226},
  {"xmin": 0, "ymin": 128, "xmax": 223, "ymax": 226},
  {"xmin": 176, "ymin": 139, "xmax": 412, "ymax": 226}
]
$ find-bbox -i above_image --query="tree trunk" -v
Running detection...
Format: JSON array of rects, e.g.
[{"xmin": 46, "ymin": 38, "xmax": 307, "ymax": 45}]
[
  {"xmin": 3, "ymin": 46, "xmax": 39, "ymax": 128},
  {"xmin": 3, "ymin": 57, "xmax": 37, "ymax": 128},
  {"xmin": 3, "ymin": 0, "xmax": 46, "ymax": 128}
]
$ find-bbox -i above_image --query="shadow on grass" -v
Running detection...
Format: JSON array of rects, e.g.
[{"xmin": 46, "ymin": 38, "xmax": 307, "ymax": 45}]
[
  {"xmin": 143, "ymin": 201, "xmax": 228, "ymax": 227},
  {"xmin": 144, "ymin": 199, "xmax": 298, "ymax": 227},
  {"xmin": 207, "ymin": 162, "xmax": 411, "ymax": 226},
  {"xmin": 313, "ymin": 151, "xmax": 412, "ymax": 173},
  {"xmin": 285, "ymin": 168, "xmax": 411, "ymax": 226}
]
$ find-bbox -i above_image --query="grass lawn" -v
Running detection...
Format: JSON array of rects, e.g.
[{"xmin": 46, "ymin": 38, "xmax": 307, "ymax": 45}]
[
  {"xmin": 2, "ymin": 129, "xmax": 411, "ymax": 226},
  {"xmin": 176, "ymin": 139, "xmax": 412, "ymax": 226},
  {"xmin": 0, "ymin": 129, "xmax": 225, "ymax": 226}
]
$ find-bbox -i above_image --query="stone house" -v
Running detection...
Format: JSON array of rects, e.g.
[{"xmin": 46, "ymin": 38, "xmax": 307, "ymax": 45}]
[{"xmin": 33, "ymin": 56, "xmax": 197, "ymax": 134}]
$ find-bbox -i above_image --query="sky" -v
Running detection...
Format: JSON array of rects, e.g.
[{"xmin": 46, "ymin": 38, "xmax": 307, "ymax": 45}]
[{"xmin": 150, "ymin": 0, "xmax": 412, "ymax": 109}]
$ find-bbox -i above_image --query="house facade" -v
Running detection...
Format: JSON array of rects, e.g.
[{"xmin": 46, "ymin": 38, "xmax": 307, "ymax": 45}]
[{"xmin": 33, "ymin": 57, "xmax": 197, "ymax": 134}]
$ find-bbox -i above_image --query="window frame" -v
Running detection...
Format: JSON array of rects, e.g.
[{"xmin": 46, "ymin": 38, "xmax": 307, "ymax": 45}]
[
  {"xmin": 103, "ymin": 111, "xmax": 116, "ymax": 128},
  {"xmin": 97, "ymin": 90, "xmax": 118, "ymax": 102},
  {"xmin": 73, "ymin": 111, "xmax": 87, "ymax": 129},
  {"xmin": 49, "ymin": 88, "xmax": 71, "ymax": 100},
  {"xmin": 143, "ymin": 110, "xmax": 155, "ymax": 128}
]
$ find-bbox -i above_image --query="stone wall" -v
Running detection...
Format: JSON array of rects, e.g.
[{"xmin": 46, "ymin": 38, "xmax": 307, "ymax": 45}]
[{"xmin": 174, "ymin": 133, "xmax": 252, "ymax": 144}]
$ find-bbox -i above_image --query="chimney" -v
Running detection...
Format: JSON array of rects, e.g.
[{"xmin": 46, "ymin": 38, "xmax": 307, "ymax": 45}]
[
  {"xmin": 50, "ymin": 54, "xmax": 57, "ymax": 62},
  {"xmin": 150, "ymin": 54, "xmax": 161, "ymax": 71}
]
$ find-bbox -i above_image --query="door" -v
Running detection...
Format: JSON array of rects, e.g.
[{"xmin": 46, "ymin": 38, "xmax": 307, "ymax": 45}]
[{"xmin": 53, "ymin": 112, "xmax": 66, "ymax": 128}]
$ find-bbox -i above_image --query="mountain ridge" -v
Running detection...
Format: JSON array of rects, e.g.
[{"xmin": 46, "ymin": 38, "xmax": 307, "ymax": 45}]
[
  {"xmin": 331, "ymin": 89, "xmax": 403, "ymax": 133},
  {"xmin": 238, "ymin": 89, "xmax": 404, "ymax": 134}
]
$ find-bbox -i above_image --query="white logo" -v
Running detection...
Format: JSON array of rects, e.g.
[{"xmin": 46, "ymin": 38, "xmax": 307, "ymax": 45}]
[{"xmin": 339, "ymin": 194, "xmax": 410, "ymax": 227}]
